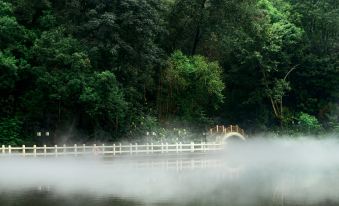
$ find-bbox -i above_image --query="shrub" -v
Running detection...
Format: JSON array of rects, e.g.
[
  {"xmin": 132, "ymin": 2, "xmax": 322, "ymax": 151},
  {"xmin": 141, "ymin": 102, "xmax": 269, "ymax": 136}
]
[
  {"xmin": 297, "ymin": 112, "xmax": 322, "ymax": 134},
  {"xmin": 0, "ymin": 117, "xmax": 23, "ymax": 145}
]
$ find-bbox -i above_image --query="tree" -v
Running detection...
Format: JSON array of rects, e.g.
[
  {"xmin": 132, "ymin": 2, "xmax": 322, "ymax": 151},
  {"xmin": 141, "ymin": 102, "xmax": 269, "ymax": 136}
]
[
  {"xmin": 254, "ymin": 0, "xmax": 303, "ymax": 123},
  {"xmin": 79, "ymin": 71, "xmax": 128, "ymax": 135},
  {"xmin": 0, "ymin": 0, "xmax": 33, "ymax": 134},
  {"xmin": 158, "ymin": 51, "xmax": 224, "ymax": 122},
  {"xmin": 1, "ymin": 0, "xmax": 338, "ymax": 142},
  {"xmin": 0, "ymin": 117, "xmax": 23, "ymax": 145},
  {"xmin": 288, "ymin": 0, "xmax": 339, "ymax": 120},
  {"xmin": 166, "ymin": 0, "xmax": 257, "ymax": 57}
]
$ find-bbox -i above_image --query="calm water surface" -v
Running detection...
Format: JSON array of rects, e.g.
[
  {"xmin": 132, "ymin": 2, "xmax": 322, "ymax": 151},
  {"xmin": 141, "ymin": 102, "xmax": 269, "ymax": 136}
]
[{"xmin": 1, "ymin": 139, "xmax": 339, "ymax": 206}]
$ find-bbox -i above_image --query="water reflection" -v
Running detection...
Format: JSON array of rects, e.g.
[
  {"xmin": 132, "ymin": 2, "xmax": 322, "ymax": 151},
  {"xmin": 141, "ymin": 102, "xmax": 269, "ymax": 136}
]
[{"xmin": 0, "ymin": 191, "xmax": 143, "ymax": 206}]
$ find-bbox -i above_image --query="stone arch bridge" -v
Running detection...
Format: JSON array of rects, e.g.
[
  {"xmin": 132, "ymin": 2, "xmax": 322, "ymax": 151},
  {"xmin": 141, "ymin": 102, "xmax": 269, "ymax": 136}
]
[{"xmin": 208, "ymin": 125, "xmax": 246, "ymax": 143}]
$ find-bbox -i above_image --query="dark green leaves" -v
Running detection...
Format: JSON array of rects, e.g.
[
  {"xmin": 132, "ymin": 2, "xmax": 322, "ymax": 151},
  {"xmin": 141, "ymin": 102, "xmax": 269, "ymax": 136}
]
[
  {"xmin": 0, "ymin": 117, "xmax": 23, "ymax": 146},
  {"xmin": 159, "ymin": 51, "xmax": 224, "ymax": 121},
  {"xmin": 0, "ymin": 0, "xmax": 338, "ymax": 144},
  {"xmin": 80, "ymin": 71, "xmax": 127, "ymax": 129}
]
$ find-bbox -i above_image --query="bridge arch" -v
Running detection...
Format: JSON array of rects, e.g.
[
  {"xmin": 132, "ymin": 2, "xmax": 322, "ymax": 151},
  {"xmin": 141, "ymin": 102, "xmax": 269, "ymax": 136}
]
[{"xmin": 222, "ymin": 132, "xmax": 246, "ymax": 142}]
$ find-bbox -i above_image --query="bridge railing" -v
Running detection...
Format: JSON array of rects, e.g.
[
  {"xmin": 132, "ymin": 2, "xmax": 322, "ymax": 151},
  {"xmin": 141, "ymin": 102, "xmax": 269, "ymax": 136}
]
[
  {"xmin": 0, "ymin": 142, "xmax": 223, "ymax": 157},
  {"xmin": 209, "ymin": 125, "xmax": 245, "ymax": 136}
]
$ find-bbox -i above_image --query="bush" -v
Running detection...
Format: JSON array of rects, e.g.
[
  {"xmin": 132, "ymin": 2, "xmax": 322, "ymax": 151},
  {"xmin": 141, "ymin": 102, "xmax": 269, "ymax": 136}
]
[
  {"xmin": 296, "ymin": 112, "xmax": 322, "ymax": 134},
  {"xmin": 0, "ymin": 117, "xmax": 23, "ymax": 145}
]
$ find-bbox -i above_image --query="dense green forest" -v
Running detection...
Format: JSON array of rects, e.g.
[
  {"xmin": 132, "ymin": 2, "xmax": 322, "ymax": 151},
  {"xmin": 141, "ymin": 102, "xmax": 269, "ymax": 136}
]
[{"xmin": 0, "ymin": 0, "xmax": 338, "ymax": 145}]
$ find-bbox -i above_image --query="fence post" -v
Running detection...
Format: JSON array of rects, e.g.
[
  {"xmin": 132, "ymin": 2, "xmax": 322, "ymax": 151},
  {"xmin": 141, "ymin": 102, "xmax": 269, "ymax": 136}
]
[
  {"xmin": 179, "ymin": 142, "xmax": 182, "ymax": 152},
  {"xmin": 119, "ymin": 143, "xmax": 122, "ymax": 154},
  {"xmin": 176, "ymin": 142, "xmax": 178, "ymax": 153},
  {"xmin": 102, "ymin": 144, "xmax": 105, "ymax": 155},
  {"xmin": 191, "ymin": 142, "xmax": 194, "ymax": 152},
  {"xmin": 82, "ymin": 144, "xmax": 86, "ymax": 154},
  {"xmin": 135, "ymin": 143, "xmax": 138, "ymax": 154},
  {"xmin": 33, "ymin": 145, "xmax": 36, "ymax": 157},
  {"xmin": 8, "ymin": 145, "xmax": 11, "ymax": 154},
  {"xmin": 54, "ymin": 145, "xmax": 58, "ymax": 157},
  {"xmin": 151, "ymin": 143, "xmax": 154, "ymax": 153},
  {"xmin": 201, "ymin": 142, "xmax": 203, "ymax": 152},
  {"xmin": 74, "ymin": 144, "xmax": 77, "ymax": 156},
  {"xmin": 1, "ymin": 145, "xmax": 5, "ymax": 154},
  {"xmin": 129, "ymin": 143, "xmax": 132, "ymax": 155},
  {"xmin": 63, "ymin": 144, "xmax": 66, "ymax": 155},
  {"xmin": 113, "ymin": 144, "xmax": 116, "ymax": 156},
  {"xmin": 93, "ymin": 144, "xmax": 96, "ymax": 155},
  {"xmin": 22, "ymin": 145, "xmax": 26, "ymax": 157},
  {"xmin": 161, "ymin": 142, "xmax": 164, "ymax": 153},
  {"xmin": 146, "ymin": 143, "xmax": 149, "ymax": 154},
  {"xmin": 166, "ymin": 142, "xmax": 169, "ymax": 153},
  {"xmin": 43, "ymin": 145, "xmax": 47, "ymax": 156}
]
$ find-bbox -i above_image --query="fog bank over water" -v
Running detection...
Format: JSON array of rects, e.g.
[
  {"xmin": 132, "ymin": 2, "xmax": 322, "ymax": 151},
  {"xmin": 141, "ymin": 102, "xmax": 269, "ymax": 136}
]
[{"xmin": 1, "ymin": 136, "xmax": 339, "ymax": 205}]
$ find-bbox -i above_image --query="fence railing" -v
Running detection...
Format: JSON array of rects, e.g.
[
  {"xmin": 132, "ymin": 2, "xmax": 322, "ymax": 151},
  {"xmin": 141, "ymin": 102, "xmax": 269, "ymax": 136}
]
[{"xmin": 0, "ymin": 142, "xmax": 223, "ymax": 157}]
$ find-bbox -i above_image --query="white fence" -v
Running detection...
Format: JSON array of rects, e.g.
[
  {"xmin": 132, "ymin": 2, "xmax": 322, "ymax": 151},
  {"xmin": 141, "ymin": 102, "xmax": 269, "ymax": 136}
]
[{"xmin": 0, "ymin": 142, "xmax": 223, "ymax": 157}]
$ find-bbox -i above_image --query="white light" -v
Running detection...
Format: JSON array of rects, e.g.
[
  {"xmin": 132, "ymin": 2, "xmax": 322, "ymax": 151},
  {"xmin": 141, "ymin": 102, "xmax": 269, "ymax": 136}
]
[
  {"xmin": 37, "ymin": 132, "xmax": 41, "ymax": 137},
  {"xmin": 45, "ymin": 132, "xmax": 50, "ymax": 136}
]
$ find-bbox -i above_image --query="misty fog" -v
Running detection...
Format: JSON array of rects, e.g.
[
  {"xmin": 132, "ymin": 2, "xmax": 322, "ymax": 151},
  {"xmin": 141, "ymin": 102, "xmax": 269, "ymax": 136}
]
[{"xmin": 1, "ymin": 136, "xmax": 339, "ymax": 205}]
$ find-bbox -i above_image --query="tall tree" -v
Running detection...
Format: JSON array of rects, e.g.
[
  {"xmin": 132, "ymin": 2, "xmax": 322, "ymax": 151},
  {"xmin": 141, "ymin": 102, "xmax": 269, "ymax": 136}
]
[
  {"xmin": 158, "ymin": 51, "xmax": 224, "ymax": 122},
  {"xmin": 288, "ymin": 0, "xmax": 339, "ymax": 121}
]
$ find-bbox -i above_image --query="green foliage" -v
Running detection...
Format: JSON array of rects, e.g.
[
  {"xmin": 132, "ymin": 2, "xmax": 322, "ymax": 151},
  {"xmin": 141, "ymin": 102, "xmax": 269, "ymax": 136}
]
[
  {"xmin": 0, "ymin": 117, "xmax": 23, "ymax": 145},
  {"xmin": 296, "ymin": 112, "xmax": 322, "ymax": 133},
  {"xmin": 288, "ymin": 0, "xmax": 339, "ymax": 117},
  {"xmin": 0, "ymin": 1, "xmax": 25, "ymax": 93},
  {"xmin": 266, "ymin": 79, "xmax": 291, "ymax": 102},
  {"xmin": 323, "ymin": 103, "xmax": 339, "ymax": 133},
  {"xmin": 159, "ymin": 51, "xmax": 224, "ymax": 121},
  {"xmin": 80, "ymin": 71, "xmax": 128, "ymax": 131},
  {"xmin": 0, "ymin": 51, "xmax": 18, "ymax": 91},
  {"xmin": 127, "ymin": 115, "xmax": 159, "ymax": 140},
  {"xmin": 0, "ymin": 0, "xmax": 337, "ymax": 143}
]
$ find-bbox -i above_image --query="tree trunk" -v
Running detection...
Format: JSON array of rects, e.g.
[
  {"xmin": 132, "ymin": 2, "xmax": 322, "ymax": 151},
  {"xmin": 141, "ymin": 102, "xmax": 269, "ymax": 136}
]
[
  {"xmin": 191, "ymin": 26, "xmax": 201, "ymax": 55},
  {"xmin": 191, "ymin": 0, "xmax": 207, "ymax": 55}
]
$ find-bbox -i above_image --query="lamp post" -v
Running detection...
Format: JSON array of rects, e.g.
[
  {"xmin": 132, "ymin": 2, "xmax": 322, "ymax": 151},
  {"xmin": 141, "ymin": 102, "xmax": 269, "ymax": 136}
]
[{"xmin": 36, "ymin": 131, "xmax": 50, "ymax": 145}]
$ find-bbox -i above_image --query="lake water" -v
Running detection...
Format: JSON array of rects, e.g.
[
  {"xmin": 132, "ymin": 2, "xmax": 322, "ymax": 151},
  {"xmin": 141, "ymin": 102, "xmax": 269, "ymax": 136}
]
[
  {"xmin": 1, "ymin": 138, "xmax": 339, "ymax": 206},
  {"xmin": 1, "ymin": 170, "xmax": 338, "ymax": 206}
]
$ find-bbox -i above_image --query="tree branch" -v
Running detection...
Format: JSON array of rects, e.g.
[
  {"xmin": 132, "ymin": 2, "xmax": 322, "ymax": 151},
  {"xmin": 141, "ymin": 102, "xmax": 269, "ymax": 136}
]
[{"xmin": 284, "ymin": 64, "xmax": 299, "ymax": 81}]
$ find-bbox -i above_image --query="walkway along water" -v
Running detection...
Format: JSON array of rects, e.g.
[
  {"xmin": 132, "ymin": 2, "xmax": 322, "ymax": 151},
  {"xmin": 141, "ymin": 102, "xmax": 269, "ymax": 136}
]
[{"xmin": 0, "ymin": 125, "xmax": 246, "ymax": 157}]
